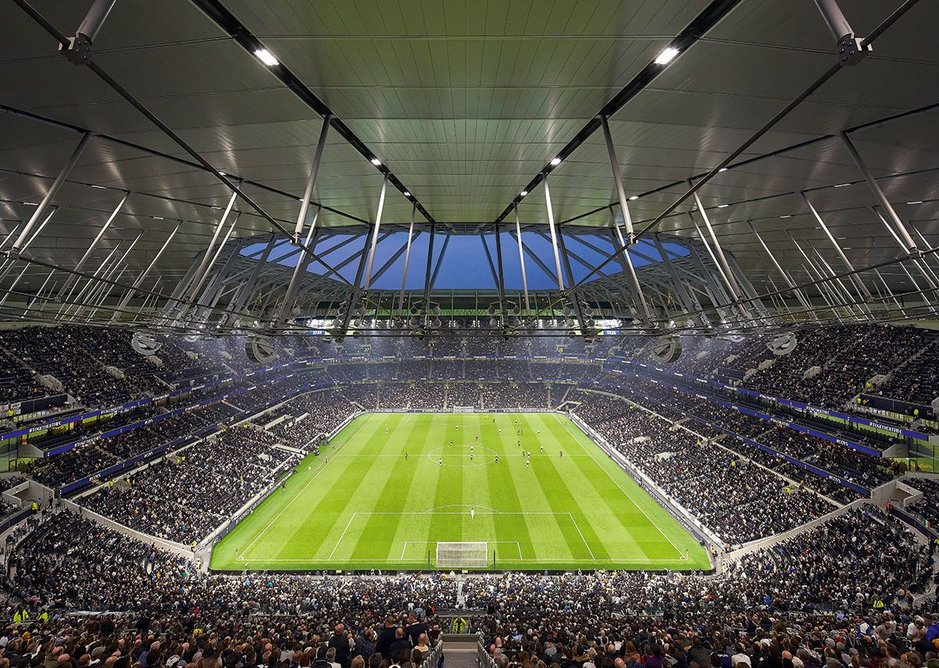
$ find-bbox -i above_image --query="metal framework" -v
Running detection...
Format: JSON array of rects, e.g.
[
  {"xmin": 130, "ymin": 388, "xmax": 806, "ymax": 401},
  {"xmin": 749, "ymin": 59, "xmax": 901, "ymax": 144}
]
[{"xmin": 0, "ymin": 0, "xmax": 933, "ymax": 340}]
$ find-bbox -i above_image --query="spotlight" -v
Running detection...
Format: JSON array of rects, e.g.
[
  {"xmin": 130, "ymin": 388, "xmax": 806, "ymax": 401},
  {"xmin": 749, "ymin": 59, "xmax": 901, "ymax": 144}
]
[
  {"xmin": 254, "ymin": 48, "xmax": 278, "ymax": 67},
  {"xmin": 655, "ymin": 47, "xmax": 679, "ymax": 65},
  {"xmin": 550, "ymin": 157, "xmax": 561, "ymax": 166},
  {"xmin": 370, "ymin": 158, "xmax": 382, "ymax": 166}
]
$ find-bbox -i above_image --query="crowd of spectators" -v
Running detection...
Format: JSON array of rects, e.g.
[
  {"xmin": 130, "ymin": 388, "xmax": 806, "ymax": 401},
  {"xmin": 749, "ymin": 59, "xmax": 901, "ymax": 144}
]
[
  {"xmin": 264, "ymin": 390, "xmax": 360, "ymax": 448},
  {"xmin": 0, "ymin": 346, "xmax": 49, "ymax": 404},
  {"xmin": 0, "ymin": 327, "xmax": 145, "ymax": 406},
  {"xmin": 0, "ymin": 474, "xmax": 25, "ymax": 521},
  {"xmin": 723, "ymin": 325, "xmax": 933, "ymax": 409},
  {"xmin": 80, "ymin": 426, "xmax": 294, "ymax": 544},
  {"xmin": 907, "ymin": 477, "xmax": 939, "ymax": 531},
  {"xmin": 573, "ymin": 397, "xmax": 836, "ymax": 546},
  {"xmin": 875, "ymin": 335, "xmax": 939, "ymax": 406},
  {"xmin": 1, "ymin": 503, "xmax": 934, "ymax": 668},
  {"xmin": 22, "ymin": 374, "xmax": 314, "ymax": 487}
]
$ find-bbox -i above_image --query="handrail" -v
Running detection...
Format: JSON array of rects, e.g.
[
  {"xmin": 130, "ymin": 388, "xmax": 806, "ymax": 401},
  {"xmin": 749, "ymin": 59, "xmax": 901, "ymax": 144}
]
[{"xmin": 420, "ymin": 640, "xmax": 444, "ymax": 668}]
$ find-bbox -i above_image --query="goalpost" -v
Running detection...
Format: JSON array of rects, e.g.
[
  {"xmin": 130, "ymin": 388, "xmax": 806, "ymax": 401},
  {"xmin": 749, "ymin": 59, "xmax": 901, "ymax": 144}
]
[{"xmin": 435, "ymin": 541, "xmax": 488, "ymax": 569}]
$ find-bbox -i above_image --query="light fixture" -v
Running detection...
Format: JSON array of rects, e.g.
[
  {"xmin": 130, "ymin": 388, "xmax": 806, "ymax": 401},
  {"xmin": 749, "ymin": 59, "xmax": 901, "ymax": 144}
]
[
  {"xmin": 717, "ymin": 204, "xmax": 729, "ymax": 208},
  {"xmin": 628, "ymin": 195, "xmax": 639, "ymax": 201},
  {"xmin": 779, "ymin": 214, "xmax": 792, "ymax": 219},
  {"xmin": 90, "ymin": 184, "xmax": 106, "ymax": 189},
  {"xmin": 550, "ymin": 157, "xmax": 561, "ymax": 166},
  {"xmin": 152, "ymin": 216, "xmax": 164, "ymax": 220},
  {"xmin": 23, "ymin": 202, "xmax": 38, "ymax": 206},
  {"xmin": 254, "ymin": 48, "xmax": 279, "ymax": 67},
  {"xmin": 370, "ymin": 158, "xmax": 382, "ymax": 166},
  {"xmin": 403, "ymin": 191, "xmax": 411, "ymax": 197},
  {"xmin": 907, "ymin": 200, "xmax": 923, "ymax": 205},
  {"xmin": 520, "ymin": 190, "xmax": 528, "ymax": 197},
  {"xmin": 718, "ymin": 167, "xmax": 728, "ymax": 173},
  {"xmin": 833, "ymin": 182, "xmax": 851, "ymax": 188},
  {"xmin": 655, "ymin": 46, "xmax": 679, "ymax": 65}
]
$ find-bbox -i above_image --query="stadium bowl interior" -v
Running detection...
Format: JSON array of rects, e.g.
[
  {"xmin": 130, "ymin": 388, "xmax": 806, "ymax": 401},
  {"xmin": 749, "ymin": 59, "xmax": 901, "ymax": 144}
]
[{"xmin": 0, "ymin": 0, "xmax": 938, "ymax": 666}]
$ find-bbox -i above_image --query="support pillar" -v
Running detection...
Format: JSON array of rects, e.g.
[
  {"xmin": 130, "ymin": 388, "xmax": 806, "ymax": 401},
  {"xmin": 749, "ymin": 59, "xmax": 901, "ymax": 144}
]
[
  {"xmin": 690, "ymin": 189, "xmax": 742, "ymax": 302},
  {"xmin": 747, "ymin": 220, "xmax": 816, "ymax": 318},
  {"xmin": 12, "ymin": 133, "xmax": 91, "ymax": 254},
  {"xmin": 278, "ymin": 206, "xmax": 320, "ymax": 325},
  {"xmin": 111, "ymin": 223, "xmax": 179, "ymax": 322},
  {"xmin": 294, "ymin": 115, "xmax": 331, "ymax": 241},
  {"xmin": 362, "ymin": 175, "xmax": 388, "ymax": 290},
  {"xmin": 611, "ymin": 208, "xmax": 652, "ymax": 323},
  {"xmin": 56, "ymin": 191, "xmax": 130, "ymax": 301},
  {"xmin": 514, "ymin": 204, "xmax": 530, "ymax": 313},
  {"xmin": 542, "ymin": 176, "xmax": 565, "ymax": 291},
  {"xmin": 397, "ymin": 204, "xmax": 417, "ymax": 314},
  {"xmin": 802, "ymin": 191, "xmax": 872, "ymax": 299},
  {"xmin": 840, "ymin": 132, "xmax": 918, "ymax": 254}
]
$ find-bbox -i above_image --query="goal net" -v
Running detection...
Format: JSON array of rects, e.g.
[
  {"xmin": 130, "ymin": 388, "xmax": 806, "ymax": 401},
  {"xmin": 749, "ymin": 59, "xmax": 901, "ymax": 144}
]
[{"xmin": 435, "ymin": 541, "xmax": 488, "ymax": 569}]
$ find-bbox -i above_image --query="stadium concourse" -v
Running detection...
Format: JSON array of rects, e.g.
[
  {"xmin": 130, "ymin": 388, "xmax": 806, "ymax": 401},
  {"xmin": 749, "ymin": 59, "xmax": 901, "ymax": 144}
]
[{"xmin": 2, "ymin": 2, "xmax": 939, "ymax": 668}]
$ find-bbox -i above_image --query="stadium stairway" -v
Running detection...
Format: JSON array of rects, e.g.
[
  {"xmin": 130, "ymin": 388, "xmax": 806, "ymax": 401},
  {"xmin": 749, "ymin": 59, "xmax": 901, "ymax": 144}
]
[{"xmin": 441, "ymin": 636, "xmax": 479, "ymax": 668}]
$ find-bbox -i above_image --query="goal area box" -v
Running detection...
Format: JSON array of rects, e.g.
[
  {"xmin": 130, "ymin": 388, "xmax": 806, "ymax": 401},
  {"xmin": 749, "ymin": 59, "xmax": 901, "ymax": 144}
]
[{"xmin": 435, "ymin": 541, "xmax": 488, "ymax": 569}]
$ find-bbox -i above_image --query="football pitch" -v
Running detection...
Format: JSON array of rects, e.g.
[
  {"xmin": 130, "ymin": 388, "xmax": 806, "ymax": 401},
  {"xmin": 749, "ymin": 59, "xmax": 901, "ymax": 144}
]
[{"xmin": 210, "ymin": 412, "xmax": 711, "ymax": 571}]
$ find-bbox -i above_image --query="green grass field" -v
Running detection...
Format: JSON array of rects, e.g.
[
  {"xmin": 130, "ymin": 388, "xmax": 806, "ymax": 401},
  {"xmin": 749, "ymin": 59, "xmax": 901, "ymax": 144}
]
[{"xmin": 210, "ymin": 412, "xmax": 710, "ymax": 571}]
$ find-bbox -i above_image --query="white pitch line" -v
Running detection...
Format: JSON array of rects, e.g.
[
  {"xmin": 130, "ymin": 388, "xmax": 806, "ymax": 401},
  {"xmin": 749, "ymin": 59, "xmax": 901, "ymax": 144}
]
[
  {"xmin": 567, "ymin": 512, "xmax": 597, "ymax": 561},
  {"xmin": 558, "ymin": 416, "xmax": 688, "ymax": 559},
  {"xmin": 328, "ymin": 513, "xmax": 358, "ymax": 560},
  {"xmin": 235, "ymin": 425, "xmax": 356, "ymax": 560}
]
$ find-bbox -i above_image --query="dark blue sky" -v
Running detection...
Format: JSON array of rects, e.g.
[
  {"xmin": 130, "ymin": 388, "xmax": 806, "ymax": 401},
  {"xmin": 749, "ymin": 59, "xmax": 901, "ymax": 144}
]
[{"xmin": 241, "ymin": 231, "xmax": 687, "ymax": 290}]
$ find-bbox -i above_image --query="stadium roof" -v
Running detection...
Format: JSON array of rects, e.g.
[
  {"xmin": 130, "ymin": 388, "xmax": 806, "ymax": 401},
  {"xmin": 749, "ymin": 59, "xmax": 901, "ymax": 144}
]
[{"xmin": 0, "ymin": 0, "xmax": 936, "ymax": 334}]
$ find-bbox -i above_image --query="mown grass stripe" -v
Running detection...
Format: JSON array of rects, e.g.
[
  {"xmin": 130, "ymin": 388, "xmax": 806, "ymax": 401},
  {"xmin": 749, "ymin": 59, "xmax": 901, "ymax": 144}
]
[
  {"xmin": 482, "ymin": 414, "xmax": 537, "ymax": 564},
  {"xmin": 210, "ymin": 412, "xmax": 711, "ymax": 571}
]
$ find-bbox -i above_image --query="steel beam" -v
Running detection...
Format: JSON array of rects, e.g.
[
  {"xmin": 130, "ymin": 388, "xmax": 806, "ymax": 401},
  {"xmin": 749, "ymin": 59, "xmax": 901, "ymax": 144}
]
[
  {"xmin": 610, "ymin": 206, "xmax": 652, "ymax": 322},
  {"xmin": 56, "ymin": 191, "xmax": 130, "ymax": 301},
  {"xmin": 363, "ymin": 175, "xmax": 388, "ymax": 291},
  {"xmin": 75, "ymin": 232, "xmax": 142, "ymax": 321},
  {"xmin": 12, "ymin": 132, "xmax": 91, "ymax": 254},
  {"xmin": 493, "ymin": 223, "xmax": 506, "ymax": 310},
  {"xmin": 542, "ymin": 176, "xmax": 565, "ymax": 291},
  {"xmin": 60, "ymin": 241, "xmax": 122, "ymax": 320},
  {"xmin": 802, "ymin": 191, "xmax": 872, "ymax": 299},
  {"xmin": 278, "ymin": 206, "xmax": 320, "ymax": 324},
  {"xmin": 22, "ymin": 268, "xmax": 56, "ymax": 318},
  {"xmin": 0, "ymin": 208, "xmax": 57, "ymax": 286},
  {"xmin": 294, "ymin": 115, "xmax": 331, "ymax": 240},
  {"xmin": 691, "ymin": 189, "xmax": 742, "ymax": 303},
  {"xmin": 429, "ymin": 231, "xmax": 450, "ymax": 291},
  {"xmin": 651, "ymin": 234, "xmax": 707, "ymax": 327},
  {"xmin": 397, "ymin": 204, "xmax": 416, "ymax": 314},
  {"xmin": 600, "ymin": 115, "xmax": 635, "ymax": 241},
  {"xmin": 746, "ymin": 220, "xmax": 816, "ymax": 318},
  {"xmin": 111, "ymin": 222, "xmax": 179, "ymax": 322},
  {"xmin": 422, "ymin": 223, "xmax": 436, "ymax": 309},
  {"xmin": 555, "ymin": 226, "xmax": 588, "ymax": 332},
  {"xmin": 873, "ymin": 268, "xmax": 908, "ymax": 317},
  {"xmin": 840, "ymin": 131, "xmax": 918, "ymax": 254},
  {"xmin": 60, "ymin": 0, "xmax": 117, "ymax": 65},
  {"xmin": 514, "ymin": 204, "xmax": 530, "ymax": 312}
]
